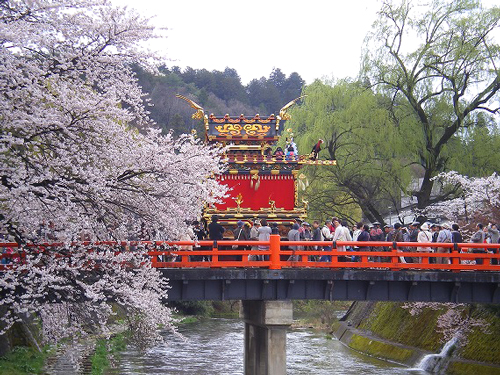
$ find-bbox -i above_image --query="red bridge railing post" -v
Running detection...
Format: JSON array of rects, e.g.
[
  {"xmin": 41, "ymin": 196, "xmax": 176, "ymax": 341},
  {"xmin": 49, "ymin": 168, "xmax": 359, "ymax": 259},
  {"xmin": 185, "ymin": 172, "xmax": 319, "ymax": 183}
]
[
  {"xmin": 391, "ymin": 242, "xmax": 399, "ymax": 271},
  {"xmin": 269, "ymin": 235, "xmax": 281, "ymax": 270},
  {"xmin": 151, "ymin": 245, "xmax": 158, "ymax": 268},
  {"xmin": 452, "ymin": 243, "xmax": 460, "ymax": 272},
  {"xmin": 211, "ymin": 241, "xmax": 219, "ymax": 268}
]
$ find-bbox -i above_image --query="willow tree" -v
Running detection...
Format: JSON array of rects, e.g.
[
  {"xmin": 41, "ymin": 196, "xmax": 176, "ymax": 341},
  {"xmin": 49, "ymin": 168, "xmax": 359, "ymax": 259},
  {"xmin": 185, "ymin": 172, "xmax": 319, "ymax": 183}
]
[
  {"xmin": 362, "ymin": 0, "xmax": 500, "ymax": 210},
  {"xmin": 288, "ymin": 80, "xmax": 410, "ymax": 224},
  {"xmin": 447, "ymin": 115, "xmax": 500, "ymax": 176}
]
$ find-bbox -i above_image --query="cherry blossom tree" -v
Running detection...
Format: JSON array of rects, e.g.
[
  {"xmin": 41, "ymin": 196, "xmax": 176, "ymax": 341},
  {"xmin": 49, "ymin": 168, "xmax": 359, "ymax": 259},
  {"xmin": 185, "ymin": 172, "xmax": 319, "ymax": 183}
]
[
  {"xmin": 402, "ymin": 302, "xmax": 489, "ymax": 344},
  {"xmin": 0, "ymin": 0, "xmax": 227, "ymax": 345},
  {"xmin": 427, "ymin": 171, "xmax": 500, "ymax": 225}
]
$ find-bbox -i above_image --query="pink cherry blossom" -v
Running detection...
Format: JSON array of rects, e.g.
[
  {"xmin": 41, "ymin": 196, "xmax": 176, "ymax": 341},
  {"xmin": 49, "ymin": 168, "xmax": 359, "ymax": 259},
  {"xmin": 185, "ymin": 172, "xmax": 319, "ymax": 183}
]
[
  {"xmin": 427, "ymin": 172, "xmax": 500, "ymax": 224},
  {"xmin": 0, "ymin": 0, "xmax": 227, "ymax": 345}
]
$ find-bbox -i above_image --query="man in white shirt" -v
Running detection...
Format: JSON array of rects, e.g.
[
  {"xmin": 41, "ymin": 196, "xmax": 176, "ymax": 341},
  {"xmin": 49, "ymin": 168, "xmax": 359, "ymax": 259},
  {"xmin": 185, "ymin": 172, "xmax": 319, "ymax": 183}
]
[
  {"xmin": 332, "ymin": 218, "xmax": 352, "ymax": 261},
  {"xmin": 320, "ymin": 221, "xmax": 333, "ymax": 262}
]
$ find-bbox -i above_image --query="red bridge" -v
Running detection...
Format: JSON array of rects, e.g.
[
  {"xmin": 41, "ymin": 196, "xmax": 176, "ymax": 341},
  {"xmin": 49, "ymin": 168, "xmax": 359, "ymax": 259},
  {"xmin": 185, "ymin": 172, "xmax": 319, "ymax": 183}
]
[{"xmin": 2, "ymin": 237, "xmax": 500, "ymax": 304}]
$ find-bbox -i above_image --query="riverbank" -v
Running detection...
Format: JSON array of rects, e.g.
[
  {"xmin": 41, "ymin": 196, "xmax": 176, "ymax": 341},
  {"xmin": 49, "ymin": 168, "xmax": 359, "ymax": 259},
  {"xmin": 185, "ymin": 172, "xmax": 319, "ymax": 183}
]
[
  {"xmin": 332, "ymin": 301, "xmax": 500, "ymax": 374},
  {"xmin": 0, "ymin": 346, "xmax": 53, "ymax": 375},
  {"xmin": 0, "ymin": 324, "xmax": 128, "ymax": 375}
]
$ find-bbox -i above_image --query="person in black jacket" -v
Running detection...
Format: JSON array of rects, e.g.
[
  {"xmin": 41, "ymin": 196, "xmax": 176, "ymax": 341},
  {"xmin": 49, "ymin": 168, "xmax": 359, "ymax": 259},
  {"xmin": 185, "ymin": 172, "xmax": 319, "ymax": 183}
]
[
  {"xmin": 356, "ymin": 224, "xmax": 371, "ymax": 262},
  {"xmin": 208, "ymin": 215, "xmax": 224, "ymax": 240},
  {"xmin": 451, "ymin": 223, "xmax": 463, "ymax": 243},
  {"xmin": 193, "ymin": 220, "xmax": 206, "ymax": 240},
  {"xmin": 357, "ymin": 224, "xmax": 371, "ymax": 246},
  {"xmin": 192, "ymin": 220, "xmax": 207, "ymax": 261},
  {"xmin": 271, "ymin": 222, "xmax": 280, "ymax": 235}
]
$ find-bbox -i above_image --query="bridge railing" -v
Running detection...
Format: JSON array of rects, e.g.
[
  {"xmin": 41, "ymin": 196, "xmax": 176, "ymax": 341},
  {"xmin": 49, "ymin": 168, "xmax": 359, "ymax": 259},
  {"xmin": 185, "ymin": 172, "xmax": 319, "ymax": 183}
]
[
  {"xmin": 3, "ymin": 236, "xmax": 499, "ymax": 271},
  {"xmin": 146, "ymin": 237, "xmax": 500, "ymax": 271}
]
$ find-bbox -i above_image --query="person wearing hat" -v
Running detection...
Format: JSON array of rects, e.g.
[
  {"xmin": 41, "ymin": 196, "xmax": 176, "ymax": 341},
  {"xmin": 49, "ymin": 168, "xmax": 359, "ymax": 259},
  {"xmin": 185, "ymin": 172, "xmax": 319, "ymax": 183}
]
[
  {"xmin": 227, "ymin": 220, "xmax": 248, "ymax": 261},
  {"xmin": 369, "ymin": 221, "xmax": 384, "ymax": 262},
  {"xmin": 295, "ymin": 218, "xmax": 305, "ymax": 238},
  {"xmin": 417, "ymin": 222, "xmax": 432, "ymax": 263},
  {"xmin": 248, "ymin": 219, "xmax": 261, "ymax": 261},
  {"xmin": 301, "ymin": 222, "xmax": 312, "ymax": 241},
  {"xmin": 233, "ymin": 220, "xmax": 249, "ymax": 250},
  {"xmin": 486, "ymin": 223, "xmax": 498, "ymax": 265},
  {"xmin": 382, "ymin": 225, "xmax": 395, "ymax": 261},
  {"xmin": 405, "ymin": 222, "xmax": 420, "ymax": 263},
  {"xmin": 299, "ymin": 222, "xmax": 312, "ymax": 258},
  {"xmin": 436, "ymin": 222, "xmax": 452, "ymax": 264},
  {"xmin": 470, "ymin": 223, "xmax": 486, "ymax": 265},
  {"xmin": 409, "ymin": 222, "xmax": 420, "ymax": 242},
  {"xmin": 369, "ymin": 222, "xmax": 384, "ymax": 241},
  {"xmin": 392, "ymin": 223, "xmax": 408, "ymax": 263},
  {"xmin": 428, "ymin": 224, "xmax": 439, "ymax": 264}
]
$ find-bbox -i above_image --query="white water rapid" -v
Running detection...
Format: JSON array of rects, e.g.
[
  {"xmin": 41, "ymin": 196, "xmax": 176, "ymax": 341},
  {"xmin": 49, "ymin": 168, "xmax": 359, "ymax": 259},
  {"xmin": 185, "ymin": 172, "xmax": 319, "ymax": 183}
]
[{"xmin": 415, "ymin": 337, "xmax": 458, "ymax": 373}]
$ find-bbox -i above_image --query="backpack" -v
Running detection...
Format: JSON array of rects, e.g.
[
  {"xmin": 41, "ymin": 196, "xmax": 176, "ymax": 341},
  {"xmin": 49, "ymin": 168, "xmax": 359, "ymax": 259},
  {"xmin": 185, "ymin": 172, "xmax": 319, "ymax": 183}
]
[{"xmin": 443, "ymin": 230, "xmax": 452, "ymax": 243}]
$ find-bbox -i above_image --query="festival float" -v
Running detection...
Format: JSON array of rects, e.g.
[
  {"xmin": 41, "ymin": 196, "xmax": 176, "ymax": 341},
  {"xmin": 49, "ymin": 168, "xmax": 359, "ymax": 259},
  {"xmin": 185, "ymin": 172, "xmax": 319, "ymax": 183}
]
[{"xmin": 177, "ymin": 95, "xmax": 336, "ymax": 228}]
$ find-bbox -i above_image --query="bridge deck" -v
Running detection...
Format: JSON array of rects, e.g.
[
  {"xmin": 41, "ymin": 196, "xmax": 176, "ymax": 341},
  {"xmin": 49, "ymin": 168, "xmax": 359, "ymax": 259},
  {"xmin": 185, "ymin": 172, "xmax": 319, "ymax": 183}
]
[{"xmin": 162, "ymin": 268, "xmax": 500, "ymax": 303}]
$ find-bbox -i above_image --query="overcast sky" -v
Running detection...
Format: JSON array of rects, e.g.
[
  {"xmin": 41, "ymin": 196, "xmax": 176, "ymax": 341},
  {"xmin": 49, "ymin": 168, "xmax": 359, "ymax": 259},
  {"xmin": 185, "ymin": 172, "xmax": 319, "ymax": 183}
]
[
  {"xmin": 111, "ymin": 0, "xmax": 499, "ymax": 85},
  {"xmin": 111, "ymin": 0, "xmax": 382, "ymax": 84}
]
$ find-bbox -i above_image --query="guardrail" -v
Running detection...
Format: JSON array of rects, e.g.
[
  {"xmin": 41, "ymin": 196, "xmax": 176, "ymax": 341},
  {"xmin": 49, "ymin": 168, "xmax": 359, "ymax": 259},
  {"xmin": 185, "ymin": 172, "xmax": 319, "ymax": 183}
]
[{"xmin": 2, "ymin": 236, "xmax": 499, "ymax": 271}]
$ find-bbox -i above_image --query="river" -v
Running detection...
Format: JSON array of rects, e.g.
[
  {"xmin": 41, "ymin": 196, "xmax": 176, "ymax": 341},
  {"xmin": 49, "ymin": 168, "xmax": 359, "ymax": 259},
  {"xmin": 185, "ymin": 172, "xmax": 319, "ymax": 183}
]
[{"xmin": 113, "ymin": 318, "xmax": 428, "ymax": 374}]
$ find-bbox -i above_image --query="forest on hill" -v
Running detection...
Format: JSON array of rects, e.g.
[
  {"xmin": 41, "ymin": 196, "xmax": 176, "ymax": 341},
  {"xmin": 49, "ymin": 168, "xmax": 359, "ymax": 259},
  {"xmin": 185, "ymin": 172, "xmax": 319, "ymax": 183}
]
[
  {"xmin": 134, "ymin": 65, "xmax": 305, "ymax": 135},
  {"xmin": 132, "ymin": 0, "xmax": 500, "ymax": 227}
]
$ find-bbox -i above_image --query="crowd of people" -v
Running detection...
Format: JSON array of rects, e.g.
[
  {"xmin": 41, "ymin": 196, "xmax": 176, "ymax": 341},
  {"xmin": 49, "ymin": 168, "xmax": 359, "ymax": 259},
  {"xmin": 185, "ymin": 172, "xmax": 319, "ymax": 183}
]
[
  {"xmin": 261, "ymin": 137, "xmax": 326, "ymax": 161},
  {"xmin": 262, "ymin": 137, "xmax": 299, "ymax": 161},
  {"xmin": 3, "ymin": 216, "xmax": 498, "ymax": 266},
  {"xmin": 185, "ymin": 215, "xmax": 500, "ymax": 265}
]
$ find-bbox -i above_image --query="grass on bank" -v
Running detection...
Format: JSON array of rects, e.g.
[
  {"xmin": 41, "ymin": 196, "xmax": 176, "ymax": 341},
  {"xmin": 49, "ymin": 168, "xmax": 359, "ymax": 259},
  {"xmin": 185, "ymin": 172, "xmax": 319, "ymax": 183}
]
[
  {"xmin": 90, "ymin": 332, "xmax": 127, "ymax": 375},
  {"xmin": 348, "ymin": 334, "xmax": 415, "ymax": 364},
  {"xmin": 458, "ymin": 308, "xmax": 500, "ymax": 364},
  {"xmin": 447, "ymin": 361, "xmax": 500, "ymax": 375},
  {"xmin": 0, "ymin": 346, "xmax": 53, "ymax": 375},
  {"xmin": 356, "ymin": 302, "xmax": 443, "ymax": 351}
]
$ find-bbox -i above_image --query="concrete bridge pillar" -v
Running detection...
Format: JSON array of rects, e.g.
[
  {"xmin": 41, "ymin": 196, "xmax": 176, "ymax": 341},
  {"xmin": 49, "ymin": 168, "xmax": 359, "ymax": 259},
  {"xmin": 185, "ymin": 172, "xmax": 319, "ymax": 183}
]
[{"xmin": 240, "ymin": 300, "xmax": 293, "ymax": 375}]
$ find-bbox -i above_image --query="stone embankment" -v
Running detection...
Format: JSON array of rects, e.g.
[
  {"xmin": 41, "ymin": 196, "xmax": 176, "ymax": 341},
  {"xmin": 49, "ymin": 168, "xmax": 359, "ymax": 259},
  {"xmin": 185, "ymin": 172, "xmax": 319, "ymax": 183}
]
[
  {"xmin": 42, "ymin": 338, "xmax": 95, "ymax": 375},
  {"xmin": 333, "ymin": 301, "xmax": 500, "ymax": 374},
  {"xmin": 334, "ymin": 320, "xmax": 428, "ymax": 366}
]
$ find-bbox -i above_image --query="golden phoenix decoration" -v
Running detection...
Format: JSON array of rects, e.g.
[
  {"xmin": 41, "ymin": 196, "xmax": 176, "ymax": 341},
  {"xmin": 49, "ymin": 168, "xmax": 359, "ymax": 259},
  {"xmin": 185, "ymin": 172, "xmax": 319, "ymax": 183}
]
[{"xmin": 214, "ymin": 123, "xmax": 271, "ymax": 136}]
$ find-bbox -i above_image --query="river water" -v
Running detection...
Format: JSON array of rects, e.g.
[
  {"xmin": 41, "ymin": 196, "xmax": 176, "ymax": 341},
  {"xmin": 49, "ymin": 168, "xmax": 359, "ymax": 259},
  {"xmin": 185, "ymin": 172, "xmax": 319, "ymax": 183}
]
[{"xmin": 114, "ymin": 318, "xmax": 428, "ymax": 374}]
